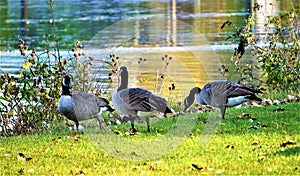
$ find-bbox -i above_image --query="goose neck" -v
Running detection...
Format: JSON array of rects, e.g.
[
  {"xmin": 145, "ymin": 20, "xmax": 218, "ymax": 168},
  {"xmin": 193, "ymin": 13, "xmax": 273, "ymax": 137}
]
[{"xmin": 117, "ymin": 73, "xmax": 128, "ymax": 91}]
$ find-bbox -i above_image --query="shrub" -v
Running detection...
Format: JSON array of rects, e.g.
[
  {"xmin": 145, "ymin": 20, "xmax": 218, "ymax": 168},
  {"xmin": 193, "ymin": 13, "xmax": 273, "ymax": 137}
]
[{"xmin": 222, "ymin": 3, "xmax": 300, "ymax": 96}]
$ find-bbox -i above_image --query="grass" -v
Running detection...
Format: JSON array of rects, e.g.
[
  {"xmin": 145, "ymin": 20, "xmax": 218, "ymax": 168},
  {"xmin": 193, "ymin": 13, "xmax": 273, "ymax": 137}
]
[{"xmin": 0, "ymin": 102, "xmax": 299, "ymax": 175}]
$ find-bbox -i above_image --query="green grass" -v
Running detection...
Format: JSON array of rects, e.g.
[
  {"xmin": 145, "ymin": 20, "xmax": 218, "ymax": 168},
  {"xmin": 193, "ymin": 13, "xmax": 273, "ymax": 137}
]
[{"xmin": 0, "ymin": 103, "xmax": 299, "ymax": 175}]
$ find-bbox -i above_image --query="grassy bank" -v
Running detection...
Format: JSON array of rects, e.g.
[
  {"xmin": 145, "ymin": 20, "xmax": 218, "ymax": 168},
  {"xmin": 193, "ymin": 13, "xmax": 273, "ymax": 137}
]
[{"xmin": 0, "ymin": 102, "xmax": 299, "ymax": 175}]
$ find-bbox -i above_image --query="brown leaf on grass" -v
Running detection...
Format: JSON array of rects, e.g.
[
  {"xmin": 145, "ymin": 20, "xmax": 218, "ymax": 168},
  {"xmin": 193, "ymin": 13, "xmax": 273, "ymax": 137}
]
[
  {"xmin": 260, "ymin": 99, "xmax": 272, "ymax": 106},
  {"xmin": 248, "ymin": 125, "xmax": 259, "ymax": 129},
  {"xmin": 131, "ymin": 151, "xmax": 140, "ymax": 156},
  {"xmin": 252, "ymin": 141, "xmax": 259, "ymax": 145},
  {"xmin": 51, "ymin": 136, "xmax": 62, "ymax": 142},
  {"xmin": 187, "ymin": 133, "xmax": 196, "ymax": 138},
  {"xmin": 225, "ymin": 145, "xmax": 234, "ymax": 149},
  {"xmin": 75, "ymin": 170, "xmax": 85, "ymax": 176},
  {"xmin": 17, "ymin": 153, "xmax": 26, "ymax": 161},
  {"xmin": 71, "ymin": 131, "xmax": 77, "ymax": 138},
  {"xmin": 26, "ymin": 157, "xmax": 32, "ymax": 161},
  {"xmin": 113, "ymin": 130, "xmax": 121, "ymax": 135},
  {"xmin": 149, "ymin": 161, "xmax": 162, "ymax": 171},
  {"xmin": 258, "ymin": 156, "xmax": 267, "ymax": 161},
  {"xmin": 18, "ymin": 168, "xmax": 25, "ymax": 174},
  {"xmin": 18, "ymin": 153, "xmax": 32, "ymax": 162},
  {"xmin": 273, "ymin": 107, "xmax": 285, "ymax": 112},
  {"xmin": 191, "ymin": 164, "xmax": 205, "ymax": 171},
  {"xmin": 280, "ymin": 140, "xmax": 296, "ymax": 147},
  {"xmin": 238, "ymin": 113, "xmax": 251, "ymax": 119}
]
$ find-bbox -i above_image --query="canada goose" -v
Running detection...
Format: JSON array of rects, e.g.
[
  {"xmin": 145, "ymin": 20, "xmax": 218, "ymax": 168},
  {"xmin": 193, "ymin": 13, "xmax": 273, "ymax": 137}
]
[
  {"xmin": 183, "ymin": 80, "xmax": 262, "ymax": 119},
  {"xmin": 112, "ymin": 66, "xmax": 172, "ymax": 132},
  {"xmin": 58, "ymin": 75, "xmax": 114, "ymax": 130}
]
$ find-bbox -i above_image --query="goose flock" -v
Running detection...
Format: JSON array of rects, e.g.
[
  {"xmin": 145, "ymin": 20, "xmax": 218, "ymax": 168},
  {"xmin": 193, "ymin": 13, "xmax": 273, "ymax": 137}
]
[{"xmin": 58, "ymin": 66, "xmax": 262, "ymax": 132}]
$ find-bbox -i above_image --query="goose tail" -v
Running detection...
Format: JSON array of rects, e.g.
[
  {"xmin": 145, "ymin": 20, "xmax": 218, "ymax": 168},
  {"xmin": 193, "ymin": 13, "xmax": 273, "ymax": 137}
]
[
  {"xmin": 245, "ymin": 94, "xmax": 262, "ymax": 101},
  {"xmin": 163, "ymin": 106, "xmax": 173, "ymax": 117}
]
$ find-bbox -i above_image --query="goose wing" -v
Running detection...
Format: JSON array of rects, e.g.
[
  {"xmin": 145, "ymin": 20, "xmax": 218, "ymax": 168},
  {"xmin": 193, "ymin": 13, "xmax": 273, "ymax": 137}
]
[
  {"xmin": 209, "ymin": 81, "xmax": 259, "ymax": 98},
  {"xmin": 72, "ymin": 92, "xmax": 109, "ymax": 115},
  {"xmin": 118, "ymin": 88, "xmax": 168, "ymax": 112}
]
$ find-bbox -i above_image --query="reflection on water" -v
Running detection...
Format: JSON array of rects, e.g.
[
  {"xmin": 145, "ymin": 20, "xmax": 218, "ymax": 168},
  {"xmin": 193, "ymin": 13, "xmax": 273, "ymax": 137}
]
[
  {"xmin": 1, "ymin": 0, "xmax": 297, "ymax": 50},
  {"xmin": 0, "ymin": 0, "xmax": 298, "ymax": 97}
]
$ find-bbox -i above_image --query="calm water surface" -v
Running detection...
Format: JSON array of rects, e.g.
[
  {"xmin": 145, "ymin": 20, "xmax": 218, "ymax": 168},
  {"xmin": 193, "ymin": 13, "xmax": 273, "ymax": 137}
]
[{"xmin": 0, "ymin": 0, "xmax": 298, "ymax": 96}]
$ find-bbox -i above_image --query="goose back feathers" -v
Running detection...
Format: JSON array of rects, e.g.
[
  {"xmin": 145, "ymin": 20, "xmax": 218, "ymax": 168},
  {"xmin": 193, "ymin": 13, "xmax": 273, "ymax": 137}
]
[
  {"xmin": 183, "ymin": 80, "xmax": 261, "ymax": 118},
  {"xmin": 112, "ymin": 66, "xmax": 172, "ymax": 132}
]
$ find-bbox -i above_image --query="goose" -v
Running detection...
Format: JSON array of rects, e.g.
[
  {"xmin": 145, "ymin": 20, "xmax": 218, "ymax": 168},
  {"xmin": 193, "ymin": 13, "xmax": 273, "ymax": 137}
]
[
  {"xmin": 183, "ymin": 80, "xmax": 262, "ymax": 119},
  {"xmin": 58, "ymin": 75, "xmax": 114, "ymax": 130},
  {"xmin": 112, "ymin": 66, "xmax": 172, "ymax": 132}
]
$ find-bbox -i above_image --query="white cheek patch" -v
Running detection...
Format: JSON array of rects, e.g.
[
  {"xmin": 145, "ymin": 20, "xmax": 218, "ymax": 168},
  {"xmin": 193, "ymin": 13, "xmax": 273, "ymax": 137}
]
[
  {"xmin": 100, "ymin": 107, "xmax": 109, "ymax": 113},
  {"xmin": 227, "ymin": 96, "xmax": 249, "ymax": 107}
]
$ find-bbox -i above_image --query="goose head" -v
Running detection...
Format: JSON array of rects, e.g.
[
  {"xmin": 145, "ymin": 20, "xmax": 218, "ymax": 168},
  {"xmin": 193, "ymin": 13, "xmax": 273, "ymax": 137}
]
[
  {"xmin": 183, "ymin": 87, "xmax": 201, "ymax": 112},
  {"xmin": 62, "ymin": 75, "xmax": 72, "ymax": 95},
  {"xmin": 117, "ymin": 66, "xmax": 129, "ymax": 91}
]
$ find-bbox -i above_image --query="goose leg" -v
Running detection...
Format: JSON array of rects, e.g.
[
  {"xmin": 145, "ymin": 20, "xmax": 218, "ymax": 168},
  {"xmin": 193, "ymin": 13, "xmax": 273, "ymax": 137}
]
[
  {"xmin": 130, "ymin": 116, "xmax": 137, "ymax": 132},
  {"xmin": 75, "ymin": 120, "xmax": 79, "ymax": 131},
  {"xmin": 219, "ymin": 106, "xmax": 227, "ymax": 119},
  {"xmin": 146, "ymin": 116, "xmax": 150, "ymax": 132},
  {"xmin": 96, "ymin": 116, "xmax": 104, "ymax": 129}
]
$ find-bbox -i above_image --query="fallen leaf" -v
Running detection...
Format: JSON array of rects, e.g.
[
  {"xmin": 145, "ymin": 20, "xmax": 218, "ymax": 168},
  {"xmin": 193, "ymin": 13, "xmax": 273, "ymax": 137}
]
[
  {"xmin": 258, "ymin": 156, "xmax": 267, "ymax": 161},
  {"xmin": 113, "ymin": 130, "xmax": 121, "ymax": 135},
  {"xmin": 207, "ymin": 167, "xmax": 214, "ymax": 172},
  {"xmin": 273, "ymin": 107, "xmax": 285, "ymax": 112},
  {"xmin": 280, "ymin": 140, "xmax": 296, "ymax": 147},
  {"xmin": 26, "ymin": 157, "xmax": 33, "ymax": 161},
  {"xmin": 216, "ymin": 169, "xmax": 225, "ymax": 174},
  {"xmin": 252, "ymin": 141, "xmax": 259, "ymax": 145},
  {"xmin": 225, "ymin": 145, "xmax": 234, "ymax": 149},
  {"xmin": 191, "ymin": 164, "xmax": 204, "ymax": 171},
  {"xmin": 17, "ymin": 153, "xmax": 26, "ymax": 161},
  {"xmin": 28, "ymin": 168, "xmax": 34, "ymax": 173},
  {"xmin": 18, "ymin": 168, "xmax": 25, "ymax": 174},
  {"xmin": 75, "ymin": 170, "xmax": 85, "ymax": 176},
  {"xmin": 131, "ymin": 151, "xmax": 139, "ymax": 156},
  {"xmin": 248, "ymin": 126, "xmax": 259, "ymax": 129},
  {"xmin": 238, "ymin": 113, "xmax": 251, "ymax": 118},
  {"xmin": 151, "ymin": 161, "xmax": 163, "ymax": 165},
  {"xmin": 132, "ymin": 165, "xmax": 141, "ymax": 171}
]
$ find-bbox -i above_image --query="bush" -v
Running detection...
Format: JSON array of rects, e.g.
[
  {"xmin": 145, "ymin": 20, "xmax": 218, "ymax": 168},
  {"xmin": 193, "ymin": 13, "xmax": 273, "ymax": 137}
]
[{"xmin": 222, "ymin": 3, "xmax": 300, "ymax": 96}]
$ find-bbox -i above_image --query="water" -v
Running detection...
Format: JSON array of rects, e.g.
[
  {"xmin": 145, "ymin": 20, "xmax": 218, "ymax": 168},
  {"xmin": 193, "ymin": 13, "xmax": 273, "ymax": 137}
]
[{"xmin": 0, "ymin": 0, "xmax": 298, "ymax": 95}]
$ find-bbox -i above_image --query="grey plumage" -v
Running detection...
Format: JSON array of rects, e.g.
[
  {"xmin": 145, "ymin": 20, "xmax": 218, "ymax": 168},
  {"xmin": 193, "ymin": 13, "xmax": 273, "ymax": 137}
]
[
  {"xmin": 58, "ymin": 76, "xmax": 114, "ymax": 130},
  {"xmin": 112, "ymin": 66, "xmax": 172, "ymax": 132},
  {"xmin": 183, "ymin": 80, "xmax": 262, "ymax": 119}
]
